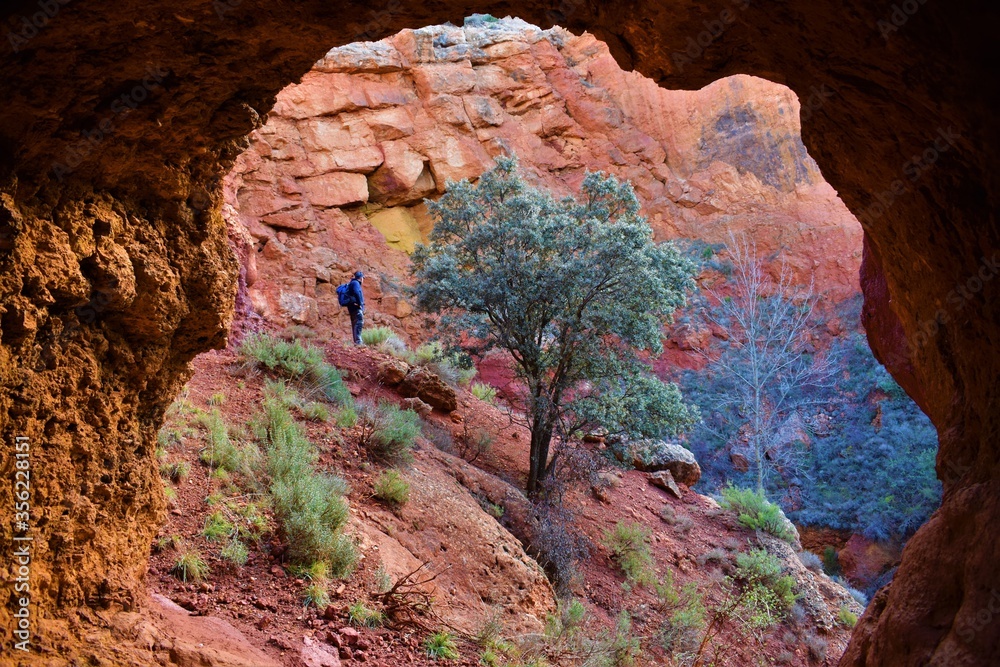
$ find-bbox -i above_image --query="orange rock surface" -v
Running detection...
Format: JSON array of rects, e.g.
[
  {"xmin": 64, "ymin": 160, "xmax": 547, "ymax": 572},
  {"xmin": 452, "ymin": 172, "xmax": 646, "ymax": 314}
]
[{"xmin": 224, "ymin": 19, "xmax": 862, "ymax": 337}]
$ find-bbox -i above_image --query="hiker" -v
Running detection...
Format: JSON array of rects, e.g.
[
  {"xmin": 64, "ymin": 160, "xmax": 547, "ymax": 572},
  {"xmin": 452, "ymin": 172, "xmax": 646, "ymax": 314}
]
[{"xmin": 345, "ymin": 271, "xmax": 365, "ymax": 345}]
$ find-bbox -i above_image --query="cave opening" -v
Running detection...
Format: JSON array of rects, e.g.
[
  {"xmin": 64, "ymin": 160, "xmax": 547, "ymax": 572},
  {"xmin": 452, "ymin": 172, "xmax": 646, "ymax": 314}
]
[
  {"xmin": 176, "ymin": 13, "xmax": 940, "ymax": 663},
  {"xmin": 0, "ymin": 2, "xmax": 994, "ymax": 665}
]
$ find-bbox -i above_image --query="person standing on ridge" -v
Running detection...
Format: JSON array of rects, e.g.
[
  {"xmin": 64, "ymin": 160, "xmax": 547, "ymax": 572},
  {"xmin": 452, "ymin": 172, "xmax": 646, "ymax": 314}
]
[{"xmin": 347, "ymin": 271, "xmax": 365, "ymax": 345}]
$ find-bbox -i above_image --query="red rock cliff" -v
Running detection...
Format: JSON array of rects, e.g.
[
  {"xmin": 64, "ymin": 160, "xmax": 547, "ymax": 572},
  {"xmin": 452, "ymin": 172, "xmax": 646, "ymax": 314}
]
[{"xmin": 225, "ymin": 19, "xmax": 862, "ymax": 336}]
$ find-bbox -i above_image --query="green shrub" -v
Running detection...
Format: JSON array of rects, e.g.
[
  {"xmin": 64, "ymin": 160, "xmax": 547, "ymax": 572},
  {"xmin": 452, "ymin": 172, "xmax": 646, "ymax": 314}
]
[
  {"xmin": 302, "ymin": 402, "xmax": 330, "ymax": 422},
  {"xmin": 348, "ymin": 601, "xmax": 385, "ymax": 627},
  {"xmin": 309, "ymin": 362, "xmax": 353, "ymax": 406},
  {"xmin": 425, "ymin": 631, "xmax": 459, "ymax": 660},
  {"xmin": 202, "ymin": 511, "xmax": 235, "ymax": 542},
  {"xmin": 471, "ymin": 382, "xmax": 497, "ymax": 404},
  {"xmin": 733, "ymin": 549, "xmax": 798, "ymax": 618},
  {"xmin": 221, "ymin": 538, "xmax": 249, "ymax": 566},
  {"xmin": 336, "ymin": 405, "xmax": 359, "ymax": 428},
  {"xmin": 160, "ymin": 460, "xmax": 190, "ymax": 482},
  {"xmin": 162, "ymin": 484, "xmax": 177, "ymax": 504},
  {"xmin": 241, "ymin": 332, "xmax": 323, "ymax": 376},
  {"xmin": 413, "ymin": 342, "xmax": 476, "ymax": 387},
  {"xmin": 243, "ymin": 333, "xmax": 353, "ymax": 408},
  {"xmin": 361, "ymin": 326, "xmax": 395, "ymax": 346},
  {"xmin": 264, "ymin": 378, "xmax": 300, "ymax": 407},
  {"xmin": 602, "ymin": 521, "xmax": 656, "ymax": 588},
  {"xmin": 374, "ymin": 470, "xmax": 411, "ymax": 506},
  {"xmin": 720, "ymin": 485, "xmax": 797, "ymax": 543},
  {"xmin": 660, "ymin": 582, "xmax": 705, "ymax": 653},
  {"xmin": 360, "ymin": 401, "xmax": 421, "ymax": 465},
  {"xmin": 838, "ymin": 605, "xmax": 858, "ymax": 628},
  {"xmin": 208, "ymin": 392, "xmax": 226, "ymax": 406},
  {"xmin": 303, "ymin": 582, "xmax": 330, "ymax": 609},
  {"xmin": 260, "ymin": 398, "xmax": 357, "ymax": 577},
  {"xmin": 610, "ymin": 611, "xmax": 642, "ymax": 666},
  {"xmin": 196, "ymin": 409, "xmax": 248, "ymax": 474},
  {"xmin": 173, "ymin": 550, "xmax": 209, "ymax": 582}
]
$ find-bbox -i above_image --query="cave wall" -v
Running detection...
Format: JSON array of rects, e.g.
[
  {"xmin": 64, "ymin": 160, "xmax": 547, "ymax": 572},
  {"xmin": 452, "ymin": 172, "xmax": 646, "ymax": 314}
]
[{"xmin": 0, "ymin": 0, "xmax": 996, "ymax": 664}]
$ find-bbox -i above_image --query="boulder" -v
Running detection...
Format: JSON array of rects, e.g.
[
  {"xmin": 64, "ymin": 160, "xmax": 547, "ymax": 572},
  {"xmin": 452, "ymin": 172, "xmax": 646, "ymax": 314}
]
[
  {"xmin": 377, "ymin": 358, "xmax": 410, "ymax": 386},
  {"xmin": 399, "ymin": 367, "xmax": 458, "ymax": 412},
  {"xmin": 630, "ymin": 440, "xmax": 702, "ymax": 486},
  {"xmin": 300, "ymin": 636, "xmax": 342, "ymax": 667},
  {"xmin": 648, "ymin": 469, "xmax": 683, "ymax": 499},
  {"xmin": 401, "ymin": 396, "xmax": 433, "ymax": 417}
]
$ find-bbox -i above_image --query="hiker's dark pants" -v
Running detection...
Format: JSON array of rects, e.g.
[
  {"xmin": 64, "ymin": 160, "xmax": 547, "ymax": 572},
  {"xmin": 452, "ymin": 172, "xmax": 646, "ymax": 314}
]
[{"xmin": 349, "ymin": 308, "xmax": 364, "ymax": 345}]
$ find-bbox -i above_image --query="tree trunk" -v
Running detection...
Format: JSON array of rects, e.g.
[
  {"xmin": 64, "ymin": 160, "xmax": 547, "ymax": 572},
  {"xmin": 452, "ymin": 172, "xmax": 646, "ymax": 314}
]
[{"xmin": 527, "ymin": 418, "xmax": 554, "ymax": 498}]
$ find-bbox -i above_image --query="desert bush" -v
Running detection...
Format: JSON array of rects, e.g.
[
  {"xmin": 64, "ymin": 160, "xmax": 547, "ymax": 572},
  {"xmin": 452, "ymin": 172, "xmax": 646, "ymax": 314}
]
[
  {"xmin": 221, "ymin": 538, "xmax": 249, "ymax": 566},
  {"xmin": 423, "ymin": 422, "xmax": 455, "ymax": 453},
  {"xmin": 425, "ymin": 631, "xmax": 460, "ymax": 660},
  {"xmin": 843, "ymin": 583, "xmax": 868, "ymax": 607},
  {"xmin": 733, "ymin": 549, "xmax": 797, "ymax": 616},
  {"xmin": 302, "ymin": 402, "xmax": 330, "ymax": 422},
  {"xmin": 838, "ymin": 605, "xmax": 858, "ymax": 628},
  {"xmin": 241, "ymin": 332, "xmax": 323, "ymax": 376},
  {"xmin": 602, "ymin": 521, "xmax": 656, "ymax": 589},
  {"xmin": 359, "ymin": 400, "xmax": 421, "ymax": 465},
  {"xmin": 208, "ymin": 392, "xmax": 226, "ymax": 406},
  {"xmin": 202, "ymin": 511, "xmax": 235, "ymax": 542},
  {"xmin": 805, "ymin": 633, "xmax": 828, "ymax": 662},
  {"xmin": 303, "ymin": 581, "xmax": 330, "ymax": 609},
  {"xmin": 411, "ymin": 342, "xmax": 476, "ymax": 387},
  {"xmin": 697, "ymin": 548, "xmax": 729, "ymax": 568},
  {"xmin": 173, "ymin": 550, "xmax": 209, "ymax": 582},
  {"xmin": 373, "ymin": 470, "xmax": 411, "ymax": 506},
  {"xmin": 308, "ymin": 361, "xmax": 353, "ymax": 406},
  {"xmin": 471, "ymin": 382, "xmax": 497, "ymax": 404},
  {"xmin": 160, "ymin": 460, "xmax": 190, "ymax": 482},
  {"xmin": 335, "ymin": 405, "xmax": 358, "ymax": 428},
  {"xmin": 242, "ymin": 332, "xmax": 353, "ymax": 407},
  {"xmin": 659, "ymin": 582, "xmax": 706, "ymax": 654},
  {"xmin": 457, "ymin": 425, "xmax": 493, "ymax": 463},
  {"xmin": 361, "ymin": 326, "xmax": 395, "ymax": 346},
  {"xmin": 610, "ymin": 611, "xmax": 642, "ymax": 666},
  {"xmin": 348, "ymin": 601, "xmax": 386, "ymax": 627},
  {"xmin": 162, "ymin": 484, "xmax": 177, "ymax": 504},
  {"xmin": 260, "ymin": 397, "xmax": 356, "ymax": 576},
  {"xmin": 720, "ymin": 485, "xmax": 797, "ymax": 543}
]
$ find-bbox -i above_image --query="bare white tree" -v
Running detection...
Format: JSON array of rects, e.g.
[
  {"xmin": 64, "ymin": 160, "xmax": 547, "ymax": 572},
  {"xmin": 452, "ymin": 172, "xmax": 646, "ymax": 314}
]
[{"xmin": 698, "ymin": 234, "xmax": 836, "ymax": 493}]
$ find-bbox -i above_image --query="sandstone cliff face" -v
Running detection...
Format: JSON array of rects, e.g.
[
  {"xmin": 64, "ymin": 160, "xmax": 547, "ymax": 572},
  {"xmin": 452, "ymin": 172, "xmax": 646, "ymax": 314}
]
[{"xmin": 225, "ymin": 19, "xmax": 861, "ymax": 336}]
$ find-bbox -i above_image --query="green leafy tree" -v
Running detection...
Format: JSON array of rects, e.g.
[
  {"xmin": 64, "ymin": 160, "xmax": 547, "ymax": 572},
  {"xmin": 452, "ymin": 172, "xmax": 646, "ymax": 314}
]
[{"xmin": 412, "ymin": 157, "xmax": 698, "ymax": 496}]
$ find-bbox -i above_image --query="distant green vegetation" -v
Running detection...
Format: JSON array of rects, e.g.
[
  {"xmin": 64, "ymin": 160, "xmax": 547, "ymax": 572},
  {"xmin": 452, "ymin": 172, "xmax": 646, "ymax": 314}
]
[{"xmin": 681, "ymin": 295, "xmax": 941, "ymax": 550}]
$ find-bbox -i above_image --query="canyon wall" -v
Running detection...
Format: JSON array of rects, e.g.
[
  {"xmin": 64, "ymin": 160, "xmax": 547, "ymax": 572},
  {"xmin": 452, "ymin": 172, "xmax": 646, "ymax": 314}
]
[
  {"xmin": 0, "ymin": 1, "xmax": 995, "ymax": 665},
  {"xmin": 226, "ymin": 18, "xmax": 862, "ymax": 340}
]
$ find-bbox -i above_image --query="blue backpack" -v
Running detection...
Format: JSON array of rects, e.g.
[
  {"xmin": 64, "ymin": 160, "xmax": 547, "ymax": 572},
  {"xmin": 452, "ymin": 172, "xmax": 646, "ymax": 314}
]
[{"xmin": 336, "ymin": 282, "xmax": 357, "ymax": 307}]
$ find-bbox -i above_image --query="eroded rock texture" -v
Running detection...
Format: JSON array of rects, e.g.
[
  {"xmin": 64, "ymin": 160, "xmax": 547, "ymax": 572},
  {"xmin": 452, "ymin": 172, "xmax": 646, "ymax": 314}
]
[{"xmin": 0, "ymin": 1, "xmax": 996, "ymax": 665}]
